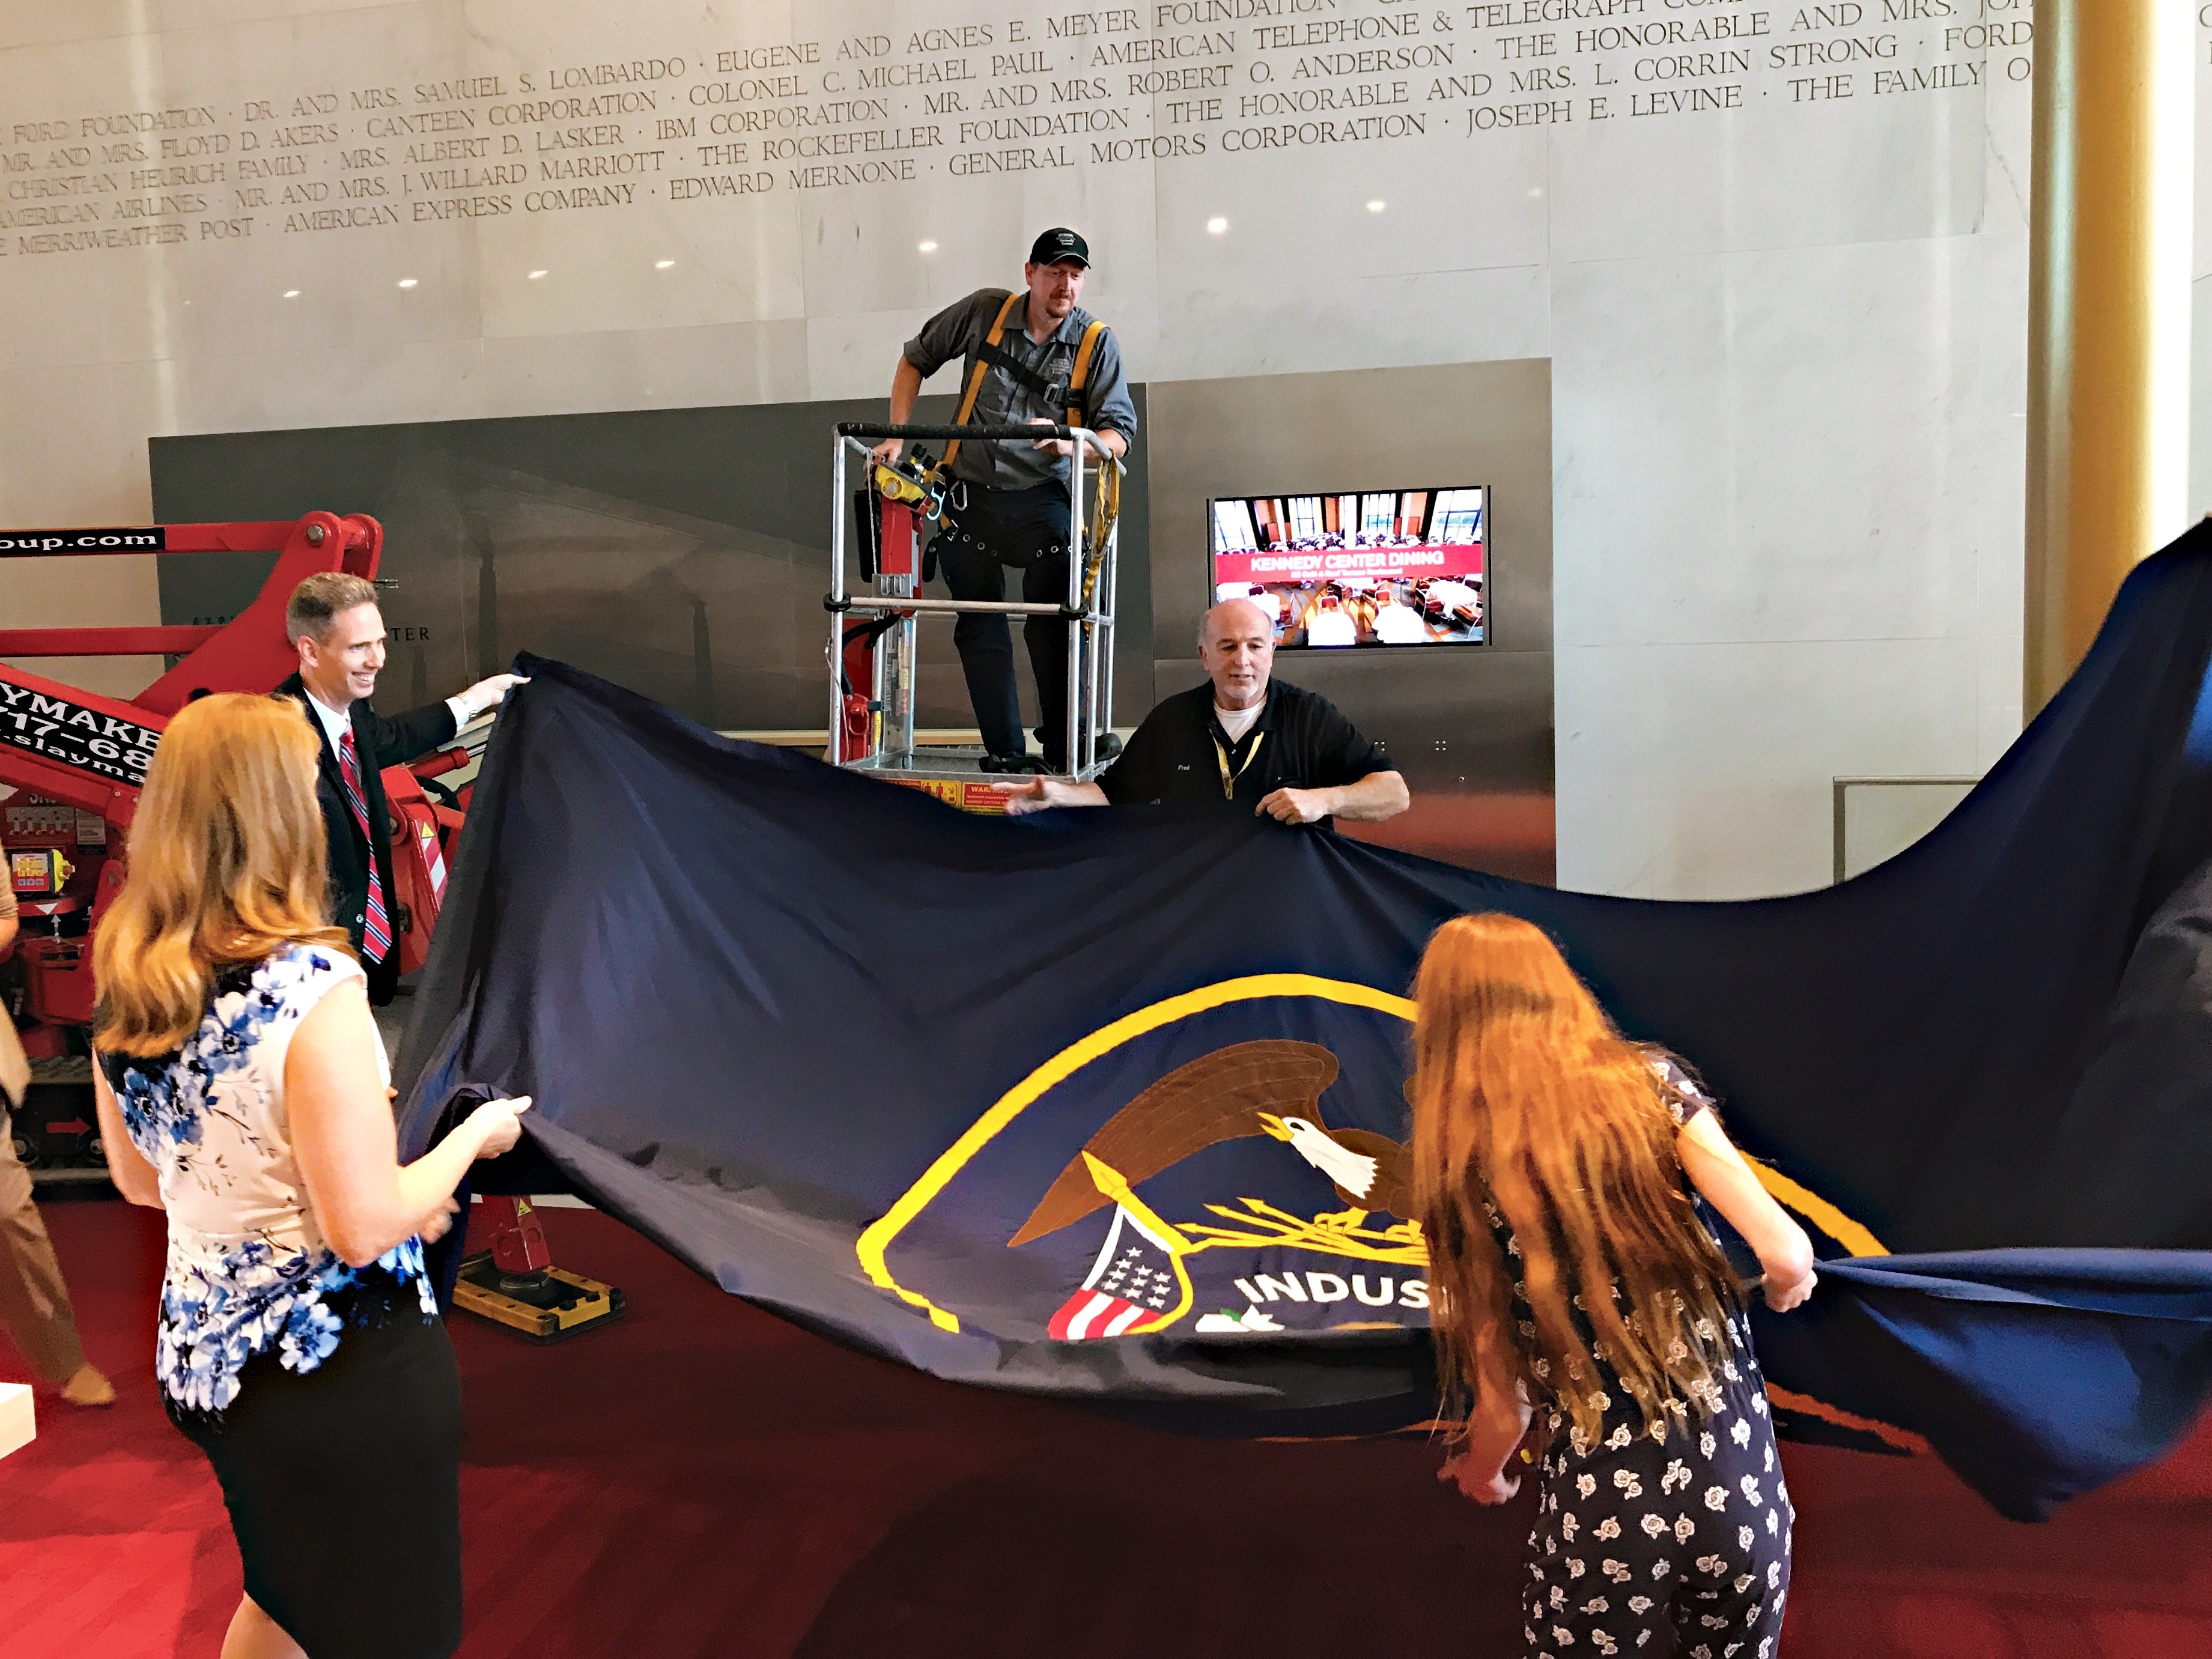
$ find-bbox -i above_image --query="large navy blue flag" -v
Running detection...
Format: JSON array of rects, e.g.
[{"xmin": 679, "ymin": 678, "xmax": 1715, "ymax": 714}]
[{"xmin": 398, "ymin": 527, "xmax": 2212, "ymax": 1523}]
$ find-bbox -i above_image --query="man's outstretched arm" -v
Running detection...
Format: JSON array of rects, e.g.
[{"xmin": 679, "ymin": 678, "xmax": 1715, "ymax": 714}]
[{"xmin": 1001, "ymin": 777, "xmax": 1109, "ymax": 815}]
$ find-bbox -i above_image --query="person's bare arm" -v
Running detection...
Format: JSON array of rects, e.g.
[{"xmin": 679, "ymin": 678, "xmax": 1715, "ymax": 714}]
[
  {"xmin": 1438, "ymin": 1315, "xmax": 1534, "ymax": 1504},
  {"xmin": 91, "ymin": 1064, "xmax": 163, "ymax": 1209},
  {"xmin": 1256, "ymin": 770, "xmax": 1409, "ymax": 826},
  {"xmin": 1677, "ymin": 1109, "xmax": 1817, "ymax": 1311},
  {"xmin": 0, "ymin": 912, "xmax": 16, "ymax": 962},
  {"xmin": 1000, "ymin": 777, "xmax": 1110, "ymax": 814},
  {"xmin": 872, "ymin": 359, "xmax": 925, "ymax": 464},
  {"xmin": 287, "ymin": 980, "xmax": 529, "ymax": 1267}
]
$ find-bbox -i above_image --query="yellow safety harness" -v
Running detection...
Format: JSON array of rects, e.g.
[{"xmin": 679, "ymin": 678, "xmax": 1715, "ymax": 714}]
[{"xmin": 935, "ymin": 293, "xmax": 1122, "ymax": 577}]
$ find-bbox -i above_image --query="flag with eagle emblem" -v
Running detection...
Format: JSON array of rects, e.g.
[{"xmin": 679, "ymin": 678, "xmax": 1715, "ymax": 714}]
[{"xmin": 401, "ymin": 529, "xmax": 2212, "ymax": 1521}]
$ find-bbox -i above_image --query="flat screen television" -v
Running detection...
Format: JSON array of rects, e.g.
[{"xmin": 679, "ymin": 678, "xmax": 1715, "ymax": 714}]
[{"xmin": 1208, "ymin": 487, "xmax": 1487, "ymax": 648}]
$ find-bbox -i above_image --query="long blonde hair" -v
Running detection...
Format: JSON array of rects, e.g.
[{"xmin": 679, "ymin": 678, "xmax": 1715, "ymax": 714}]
[
  {"xmin": 93, "ymin": 694, "xmax": 351, "ymax": 1057},
  {"xmin": 1411, "ymin": 914, "xmax": 1739, "ymax": 1444}
]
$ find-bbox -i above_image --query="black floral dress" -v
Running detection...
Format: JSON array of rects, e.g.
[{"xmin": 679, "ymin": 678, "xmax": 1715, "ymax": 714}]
[{"xmin": 1492, "ymin": 1070, "xmax": 1791, "ymax": 1659}]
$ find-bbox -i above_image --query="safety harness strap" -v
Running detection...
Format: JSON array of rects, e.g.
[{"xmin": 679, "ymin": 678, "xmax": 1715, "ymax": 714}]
[
  {"xmin": 975, "ymin": 339, "xmax": 1067, "ymax": 405},
  {"xmin": 1066, "ymin": 320, "xmax": 1107, "ymax": 431},
  {"xmin": 1067, "ymin": 318, "xmax": 1119, "ymax": 596},
  {"xmin": 937, "ymin": 290, "xmax": 1025, "ymax": 477}
]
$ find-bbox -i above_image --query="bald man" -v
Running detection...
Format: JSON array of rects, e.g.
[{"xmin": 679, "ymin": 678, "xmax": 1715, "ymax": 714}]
[{"xmin": 1003, "ymin": 598, "xmax": 1409, "ymax": 825}]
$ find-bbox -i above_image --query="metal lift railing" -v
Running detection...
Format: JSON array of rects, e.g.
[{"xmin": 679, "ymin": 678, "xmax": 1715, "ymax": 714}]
[{"xmin": 826, "ymin": 422, "xmax": 1122, "ymax": 781}]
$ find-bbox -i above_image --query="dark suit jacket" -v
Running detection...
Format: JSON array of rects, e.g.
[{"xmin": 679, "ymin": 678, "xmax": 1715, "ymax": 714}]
[{"xmin": 275, "ymin": 673, "xmax": 458, "ymax": 1004}]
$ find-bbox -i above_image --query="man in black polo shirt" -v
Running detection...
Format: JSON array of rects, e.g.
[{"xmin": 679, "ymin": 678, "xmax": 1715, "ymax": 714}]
[{"xmin": 1002, "ymin": 598, "xmax": 1408, "ymax": 824}]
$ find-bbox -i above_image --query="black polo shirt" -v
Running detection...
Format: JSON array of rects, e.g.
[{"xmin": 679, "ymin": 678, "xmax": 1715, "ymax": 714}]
[{"xmin": 1098, "ymin": 679, "xmax": 1392, "ymax": 813}]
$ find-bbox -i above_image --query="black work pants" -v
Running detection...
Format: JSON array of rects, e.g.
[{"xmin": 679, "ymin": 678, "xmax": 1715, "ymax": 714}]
[{"xmin": 935, "ymin": 482, "xmax": 1077, "ymax": 763}]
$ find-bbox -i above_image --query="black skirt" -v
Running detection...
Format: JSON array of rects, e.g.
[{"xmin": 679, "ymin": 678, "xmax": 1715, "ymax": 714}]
[{"xmin": 169, "ymin": 1279, "xmax": 463, "ymax": 1659}]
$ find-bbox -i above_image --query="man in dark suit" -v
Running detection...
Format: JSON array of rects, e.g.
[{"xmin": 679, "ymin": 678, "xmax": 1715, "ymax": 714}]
[{"xmin": 275, "ymin": 572, "xmax": 526, "ymax": 1003}]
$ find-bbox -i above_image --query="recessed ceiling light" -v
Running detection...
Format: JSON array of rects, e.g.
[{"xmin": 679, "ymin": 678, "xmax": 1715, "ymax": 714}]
[
  {"xmin": 527, "ymin": 269, "xmax": 547, "ymax": 280},
  {"xmin": 655, "ymin": 258, "xmax": 675, "ymax": 269},
  {"xmin": 1206, "ymin": 216, "xmax": 1227, "ymax": 235},
  {"xmin": 917, "ymin": 240, "xmax": 938, "ymax": 253},
  {"xmin": 1527, "ymin": 187, "xmax": 1543, "ymax": 199},
  {"xmin": 282, "ymin": 289, "xmax": 300, "ymax": 299},
  {"xmin": 1366, "ymin": 199, "xmax": 1386, "ymax": 213},
  {"xmin": 397, "ymin": 278, "xmax": 418, "ymax": 288}
]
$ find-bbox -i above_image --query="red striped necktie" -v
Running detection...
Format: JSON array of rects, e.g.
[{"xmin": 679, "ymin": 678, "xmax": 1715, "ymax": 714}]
[{"xmin": 336, "ymin": 729, "xmax": 392, "ymax": 963}]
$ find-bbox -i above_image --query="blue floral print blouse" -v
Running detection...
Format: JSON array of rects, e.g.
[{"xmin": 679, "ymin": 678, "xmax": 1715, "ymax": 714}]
[{"xmin": 99, "ymin": 945, "xmax": 436, "ymax": 1416}]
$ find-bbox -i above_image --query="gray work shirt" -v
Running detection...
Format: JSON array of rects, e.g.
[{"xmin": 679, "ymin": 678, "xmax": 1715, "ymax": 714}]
[{"xmin": 903, "ymin": 288, "xmax": 1138, "ymax": 491}]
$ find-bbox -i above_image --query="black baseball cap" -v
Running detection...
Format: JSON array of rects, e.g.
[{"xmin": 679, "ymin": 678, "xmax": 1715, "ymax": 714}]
[{"xmin": 1029, "ymin": 226, "xmax": 1090, "ymax": 268}]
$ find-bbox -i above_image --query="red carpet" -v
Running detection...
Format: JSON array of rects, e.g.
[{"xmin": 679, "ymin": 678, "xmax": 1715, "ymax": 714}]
[{"xmin": 5, "ymin": 1195, "xmax": 2211, "ymax": 1658}]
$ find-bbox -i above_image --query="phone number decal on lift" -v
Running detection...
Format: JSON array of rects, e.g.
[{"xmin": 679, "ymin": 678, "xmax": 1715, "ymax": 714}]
[{"xmin": 0, "ymin": 684, "xmax": 158, "ymax": 788}]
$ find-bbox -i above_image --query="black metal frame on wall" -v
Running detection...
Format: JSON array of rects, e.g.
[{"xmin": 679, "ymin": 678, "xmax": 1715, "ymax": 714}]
[{"xmin": 148, "ymin": 389, "xmax": 1155, "ymax": 735}]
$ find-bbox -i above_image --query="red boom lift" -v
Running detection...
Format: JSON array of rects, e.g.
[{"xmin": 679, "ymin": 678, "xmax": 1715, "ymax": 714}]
[{"xmin": 0, "ymin": 514, "xmax": 618, "ymax": 1341}]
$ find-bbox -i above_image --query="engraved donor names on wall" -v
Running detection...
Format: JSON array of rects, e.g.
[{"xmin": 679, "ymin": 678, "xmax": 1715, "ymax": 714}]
[{"xmin": 0, "ymin": 0, "xmax": 2058, "ymax": 258}]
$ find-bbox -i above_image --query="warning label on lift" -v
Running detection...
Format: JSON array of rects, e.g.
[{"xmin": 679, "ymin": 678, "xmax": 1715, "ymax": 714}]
[
  {"xmin": 0, "ymin": 684, "xmax": 158, "ymax": 789},
  {"xmin": 889, "ymin": 776, "xmax": 1010, "ymax": 814}
]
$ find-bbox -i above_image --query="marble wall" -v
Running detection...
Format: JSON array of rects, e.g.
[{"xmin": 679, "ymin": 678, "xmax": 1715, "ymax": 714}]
[{"xmin": 0, "ymin": 1, "xmax": 2198, "ymax": 896}]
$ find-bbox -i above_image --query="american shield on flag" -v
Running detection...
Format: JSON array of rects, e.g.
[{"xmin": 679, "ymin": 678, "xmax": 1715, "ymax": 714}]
[{"xmin": 1048, "ymin": 1201, "xmax": 1190, "ymax": 1341}]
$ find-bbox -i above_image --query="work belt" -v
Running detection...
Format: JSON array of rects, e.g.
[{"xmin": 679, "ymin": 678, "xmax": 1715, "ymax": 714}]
[{"xmin": 937, "ymin": 482, "xmax": 1068, "ymax": 571}]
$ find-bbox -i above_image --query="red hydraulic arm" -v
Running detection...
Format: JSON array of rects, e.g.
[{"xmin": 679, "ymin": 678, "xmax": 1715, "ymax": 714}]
[
  {"xmin": 0, "ymin": 514, "xmax": 389, "ymax": 1046},
  {"xmin": 0, "ymin": 513, "xmax": 381, "ymax": 715},
  {"xmin": 1, "ymin": 512, "xmax": 622, "ymax": 1339},
  {"xmin": 0, "ymin": 514, "xmax": 383, "ymax": 821}
]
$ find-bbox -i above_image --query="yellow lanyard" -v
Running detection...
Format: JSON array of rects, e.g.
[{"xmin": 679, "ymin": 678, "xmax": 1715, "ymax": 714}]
[{"xmin": 1212, "ymin": 730, "xmax": 1266, "ymax": 800}]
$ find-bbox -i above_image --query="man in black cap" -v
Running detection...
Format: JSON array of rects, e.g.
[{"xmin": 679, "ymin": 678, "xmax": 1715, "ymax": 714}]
[{"xmin": 876, "ymin": 227, "xmax": 1138, "ymax": 772}]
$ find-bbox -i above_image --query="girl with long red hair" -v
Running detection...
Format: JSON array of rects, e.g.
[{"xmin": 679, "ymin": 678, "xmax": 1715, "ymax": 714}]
[{"xmin": 1411, "ymin": 914, "xmax": 1818, "ymax": 1659}]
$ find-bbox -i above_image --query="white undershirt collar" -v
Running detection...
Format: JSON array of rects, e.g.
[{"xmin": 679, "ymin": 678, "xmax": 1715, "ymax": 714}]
[{"xmin": 1214, "ymin": 699, "xmax": 1262, "ymax": 744}]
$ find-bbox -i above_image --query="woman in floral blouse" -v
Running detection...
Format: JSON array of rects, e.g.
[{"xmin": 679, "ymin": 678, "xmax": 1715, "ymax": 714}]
[
  {"xmin": 90, "ymin": 693, "xmax": 529, "ymax": 1659},
  {"xmin": 1409, "ymin": 914, "xmax": 1819, "ymax": 1659}
]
